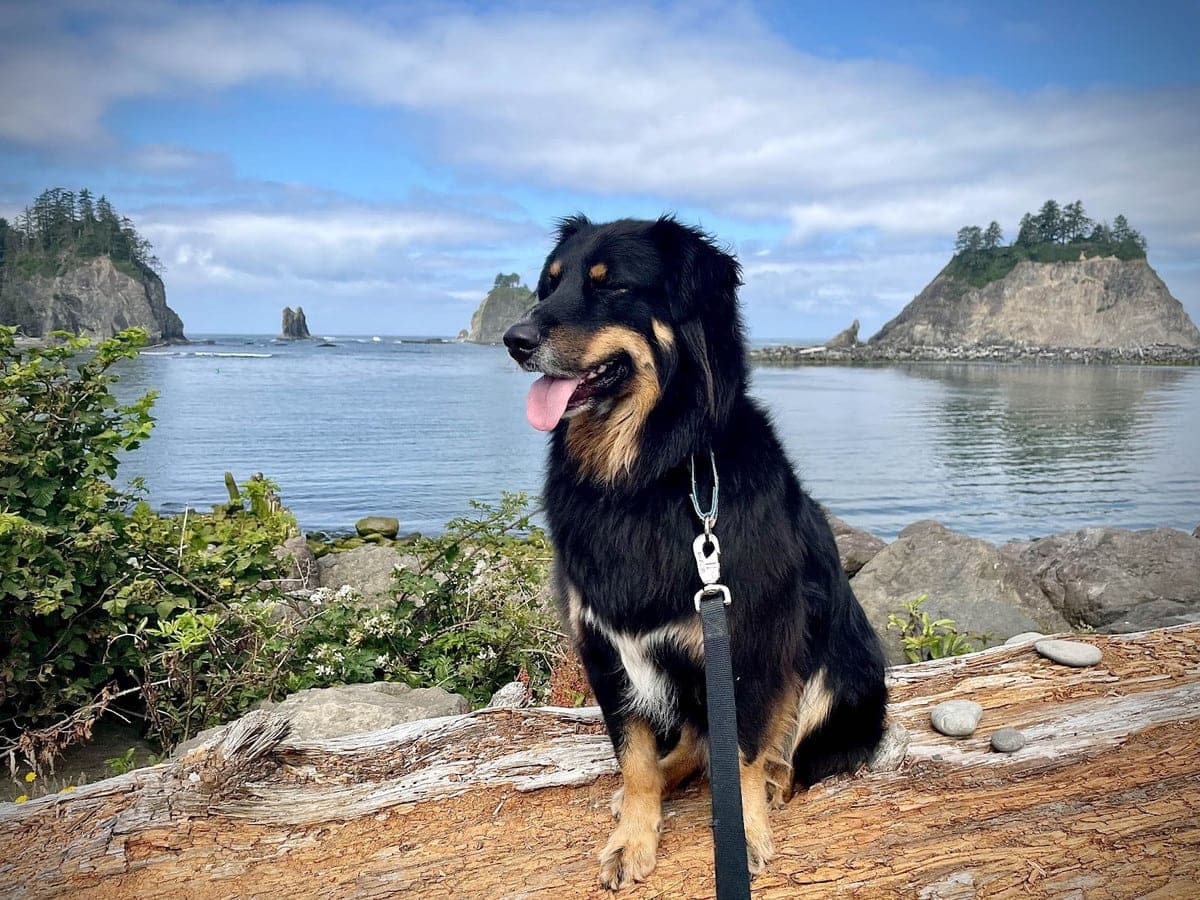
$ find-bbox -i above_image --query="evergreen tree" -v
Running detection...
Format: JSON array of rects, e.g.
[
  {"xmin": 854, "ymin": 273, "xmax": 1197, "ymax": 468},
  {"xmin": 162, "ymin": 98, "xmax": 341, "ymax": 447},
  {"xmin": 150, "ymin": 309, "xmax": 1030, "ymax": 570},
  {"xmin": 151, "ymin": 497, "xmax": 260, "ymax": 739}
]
[
  {"xmin": 954, "ymin": 225, "xmax": 983, "ymax": 254},
  {"xmin": 1016, "ymin": 213, "xmax": 1039, "ymax": 247},
  {"xmin": 1061, "ymin": 200, "xmax": 1092, "ymax": 243},
  {"xmin": 1089, "ymin": 221, "xmax": 1113, "ymax": 244},
  {"xmin": 982, "ymin": 221, "xmax": 1003, "ymax": 250},
  {"xmin": 1036, "ymin": 199, "xmax": 1062, "ymax": 243}
]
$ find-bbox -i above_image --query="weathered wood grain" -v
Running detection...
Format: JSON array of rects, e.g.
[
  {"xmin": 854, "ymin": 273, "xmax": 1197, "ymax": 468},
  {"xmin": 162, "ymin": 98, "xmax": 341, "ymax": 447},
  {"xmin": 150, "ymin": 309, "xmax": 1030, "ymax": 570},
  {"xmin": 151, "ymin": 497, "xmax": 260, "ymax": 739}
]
[{"xmin": 2, "ymin": 625, "xmax": 1198, "ymax": 898}]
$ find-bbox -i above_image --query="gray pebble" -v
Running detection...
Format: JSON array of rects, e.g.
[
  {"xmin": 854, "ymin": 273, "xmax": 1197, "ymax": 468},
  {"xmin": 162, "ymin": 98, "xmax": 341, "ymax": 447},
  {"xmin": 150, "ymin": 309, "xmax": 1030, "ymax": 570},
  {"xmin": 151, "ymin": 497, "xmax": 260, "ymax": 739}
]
[
  {"xmin": 990, "ymin": 728, "xmax": 1026, "ymax": 753},
  {"xmin": 930, "ymin": 699, "xmax": 983, "ymax": 737},
  {"xmin": 1004, "ymin": 631, "xmax": 1045, "ymax": 646},
  {"xmin": 1035, "ymin": 639, "xmax": 1102, "ymax": 667}
]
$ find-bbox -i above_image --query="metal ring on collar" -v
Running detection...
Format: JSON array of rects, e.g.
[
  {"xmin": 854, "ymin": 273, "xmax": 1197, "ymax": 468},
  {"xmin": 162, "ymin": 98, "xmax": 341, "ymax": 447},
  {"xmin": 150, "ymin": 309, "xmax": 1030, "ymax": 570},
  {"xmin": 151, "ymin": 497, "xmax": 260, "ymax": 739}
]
[{"xmin": 694, "ymin": 583, "xmax": 732, "ymax": 611}]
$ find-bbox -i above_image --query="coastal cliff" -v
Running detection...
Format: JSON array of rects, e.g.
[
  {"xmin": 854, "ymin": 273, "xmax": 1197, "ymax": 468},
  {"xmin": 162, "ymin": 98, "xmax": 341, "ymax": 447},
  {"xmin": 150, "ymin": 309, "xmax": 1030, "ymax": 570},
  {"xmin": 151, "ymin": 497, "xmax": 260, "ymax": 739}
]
[
  {"xmin": 0, "ymin": 255, "xmax": 185, "ymax": 343},
  {"xmin": 465, "ymin": 273, "xmax": 536, "ymax": 343},
  {"xmin": 871, "ymin": 257, "xmax": 1200, "ymax": 350}
]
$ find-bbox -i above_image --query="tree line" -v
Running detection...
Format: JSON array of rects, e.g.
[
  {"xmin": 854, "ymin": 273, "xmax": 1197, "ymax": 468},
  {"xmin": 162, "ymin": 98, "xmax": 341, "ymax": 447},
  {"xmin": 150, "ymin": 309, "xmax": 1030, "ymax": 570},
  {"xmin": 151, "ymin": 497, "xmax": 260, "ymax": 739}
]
[
  {"xmin": 954, "ymin": 199, "xmax": 1147, "ymax": 257},
  {"xmin": 0, "ymin": 188, "xmax": 162, "ymax": 277}
]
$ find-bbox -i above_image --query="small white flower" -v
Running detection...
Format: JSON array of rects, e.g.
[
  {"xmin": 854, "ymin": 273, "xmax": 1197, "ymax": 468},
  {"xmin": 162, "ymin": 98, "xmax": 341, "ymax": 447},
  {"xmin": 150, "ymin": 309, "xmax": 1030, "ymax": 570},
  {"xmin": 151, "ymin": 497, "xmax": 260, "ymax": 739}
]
[{"xmin": 375, "ymin": 655, "xmax": 388, "ymax": 668}]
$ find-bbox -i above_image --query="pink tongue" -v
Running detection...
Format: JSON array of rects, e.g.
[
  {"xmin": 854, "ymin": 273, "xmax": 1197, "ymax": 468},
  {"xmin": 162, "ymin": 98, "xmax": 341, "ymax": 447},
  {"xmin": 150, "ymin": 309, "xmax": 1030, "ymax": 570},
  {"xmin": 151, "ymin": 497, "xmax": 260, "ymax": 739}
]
[{"xmin": 526, "ymin": 375, "xmax": 583, "ymax": 431}]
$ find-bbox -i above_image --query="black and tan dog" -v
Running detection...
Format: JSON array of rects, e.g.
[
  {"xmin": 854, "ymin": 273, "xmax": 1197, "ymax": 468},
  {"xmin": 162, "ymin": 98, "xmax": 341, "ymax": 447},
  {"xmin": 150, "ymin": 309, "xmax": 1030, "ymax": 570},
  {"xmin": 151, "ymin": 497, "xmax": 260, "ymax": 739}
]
[{"xmin": 504, "ymin": 216, "xmax": 887, "ymax": 890}]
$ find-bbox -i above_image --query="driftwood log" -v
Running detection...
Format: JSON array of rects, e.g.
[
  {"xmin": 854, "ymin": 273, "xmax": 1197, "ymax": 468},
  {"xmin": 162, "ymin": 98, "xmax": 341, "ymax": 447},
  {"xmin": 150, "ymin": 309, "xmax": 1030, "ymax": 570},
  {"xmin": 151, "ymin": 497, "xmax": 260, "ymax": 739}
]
[{"xmin": 2, "ymin": 625, "xmax": 1199, "ymax": 898}]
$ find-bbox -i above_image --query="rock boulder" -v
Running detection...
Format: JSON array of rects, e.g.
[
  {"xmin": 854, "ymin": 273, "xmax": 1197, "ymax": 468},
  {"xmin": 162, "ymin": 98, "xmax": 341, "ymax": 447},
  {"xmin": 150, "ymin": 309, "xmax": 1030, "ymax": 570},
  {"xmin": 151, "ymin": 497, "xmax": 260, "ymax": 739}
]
[
  {"xmin": 261, "ymin": 682, "xmax": 468, "ymax": 741},
  {"xmin": 318, "ymin": 544, "xmax": 415, "ymax": 605},
  {"xmin": 272, "ymin": 535, "xmax": 321, "ymax": 592},
  {"xmin": 356, "ymin": 516, "xmax": 400, "ymax": 539},
  {"xmin": 851, "ymin": 521, "xmax": 1069, "ymax": 663},
  {"xmin": 1004, "ymin": 527, "xmax": 1200, "ymax": 632},
  {"xmin": 826, "ymin": 512, "xmax": 887, "ymax": 576}
]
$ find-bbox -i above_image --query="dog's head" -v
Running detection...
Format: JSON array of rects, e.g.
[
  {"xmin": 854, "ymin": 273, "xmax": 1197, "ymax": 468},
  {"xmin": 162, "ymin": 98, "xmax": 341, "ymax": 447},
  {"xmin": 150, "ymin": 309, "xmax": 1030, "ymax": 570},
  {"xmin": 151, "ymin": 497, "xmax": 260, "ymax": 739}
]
[{"xmin": 504, "ymin": 215, "xmax": 746, "ymax": 484}]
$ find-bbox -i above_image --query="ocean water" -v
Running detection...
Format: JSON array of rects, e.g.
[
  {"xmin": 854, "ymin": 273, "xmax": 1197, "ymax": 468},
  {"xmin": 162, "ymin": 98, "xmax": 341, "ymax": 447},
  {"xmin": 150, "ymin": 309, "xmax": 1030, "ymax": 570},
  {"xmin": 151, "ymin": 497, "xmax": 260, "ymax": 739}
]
[{"xmin": 112, "ymin": 335, "xmax": 1200, "ymax": 542}]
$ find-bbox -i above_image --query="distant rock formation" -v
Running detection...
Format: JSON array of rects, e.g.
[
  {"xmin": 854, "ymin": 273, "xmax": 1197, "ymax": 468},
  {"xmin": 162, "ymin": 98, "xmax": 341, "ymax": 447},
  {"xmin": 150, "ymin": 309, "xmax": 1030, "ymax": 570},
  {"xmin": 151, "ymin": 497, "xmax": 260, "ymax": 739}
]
[
  {"xmin": 0, "ymin": 256, "xmax": 184, "ymax": 343},
  {"xmin": 280, "ymin": 306, "xmax": 311, "ymax": 340},
  {"xmin": 466, "ymin": 274, "xmax": 536, "ymax": 343},
  {"xmin": 872, "ymin": 258, "xmax": 1200, "ymax": 350},
  {"xmin": 827, "ymin": 319, "xmax": 860, "ymax": 348}
]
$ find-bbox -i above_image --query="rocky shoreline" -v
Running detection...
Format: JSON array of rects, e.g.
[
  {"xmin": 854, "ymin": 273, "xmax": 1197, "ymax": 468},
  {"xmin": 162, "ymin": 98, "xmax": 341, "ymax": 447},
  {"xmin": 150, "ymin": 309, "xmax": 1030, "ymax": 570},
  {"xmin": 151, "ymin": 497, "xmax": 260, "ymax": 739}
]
[{"xmin": 751, "ymin": 342, "xmax": 1200, "ymax": 366}]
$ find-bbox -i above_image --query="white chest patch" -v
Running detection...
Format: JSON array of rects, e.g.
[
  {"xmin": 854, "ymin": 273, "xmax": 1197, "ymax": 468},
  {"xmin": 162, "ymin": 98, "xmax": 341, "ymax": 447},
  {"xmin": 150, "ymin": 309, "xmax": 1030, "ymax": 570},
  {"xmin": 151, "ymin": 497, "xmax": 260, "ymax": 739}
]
[{"xmin": 580, "ymin": 608, "xmax": 702, "ymax": 731}]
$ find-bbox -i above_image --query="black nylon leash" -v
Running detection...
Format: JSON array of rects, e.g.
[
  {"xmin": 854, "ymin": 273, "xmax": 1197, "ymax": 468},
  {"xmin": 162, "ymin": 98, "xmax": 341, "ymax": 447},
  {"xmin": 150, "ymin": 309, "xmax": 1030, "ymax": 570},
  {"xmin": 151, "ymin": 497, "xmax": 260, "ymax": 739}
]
[{"xmin": 690, "ymin": 453, "xmax": 752, "ymax": 900}]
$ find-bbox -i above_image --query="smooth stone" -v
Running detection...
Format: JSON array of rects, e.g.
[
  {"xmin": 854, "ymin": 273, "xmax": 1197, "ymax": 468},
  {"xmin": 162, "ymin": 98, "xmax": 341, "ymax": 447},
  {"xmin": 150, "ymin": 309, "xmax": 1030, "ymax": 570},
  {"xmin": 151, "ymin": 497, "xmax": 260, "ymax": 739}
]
[
  {"xmin": 1004, "ymin": 631, "xmax": 1046, "ymax": 646},
  {"xmin": 930, "ymin": 699, "xmax": 983, "ymax": 737},
  {"xmin": 990, "ymin": 728, "xmax": 1027, "ymax": 753},
  {"xmin": 355, "ymin": 516, "xmax": 400, "ymax": 539},
  {"xmin": 1035, "ymin": 639, "xmax": 1103, "ymax": 667}
]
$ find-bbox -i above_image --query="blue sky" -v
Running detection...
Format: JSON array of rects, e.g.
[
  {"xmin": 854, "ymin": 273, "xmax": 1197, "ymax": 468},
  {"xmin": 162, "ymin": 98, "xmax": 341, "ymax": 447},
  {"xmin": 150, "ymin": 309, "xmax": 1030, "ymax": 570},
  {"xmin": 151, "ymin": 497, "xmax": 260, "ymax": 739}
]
[{"xmin": 2, "ymin": 0, "xmax": 1198, "ymax": 338}]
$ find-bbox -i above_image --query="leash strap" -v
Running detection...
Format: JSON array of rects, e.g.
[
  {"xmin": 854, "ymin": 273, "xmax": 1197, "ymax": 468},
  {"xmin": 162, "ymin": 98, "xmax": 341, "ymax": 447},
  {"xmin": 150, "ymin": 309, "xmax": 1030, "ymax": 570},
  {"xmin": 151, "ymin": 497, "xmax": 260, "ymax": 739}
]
[
  {"xmin": 690, "ymin": 451, "xmax": 752, "ymax": 899},
  {"xmin": 697, "ymin": 587, "xmax": 752, "ymax": 900}
]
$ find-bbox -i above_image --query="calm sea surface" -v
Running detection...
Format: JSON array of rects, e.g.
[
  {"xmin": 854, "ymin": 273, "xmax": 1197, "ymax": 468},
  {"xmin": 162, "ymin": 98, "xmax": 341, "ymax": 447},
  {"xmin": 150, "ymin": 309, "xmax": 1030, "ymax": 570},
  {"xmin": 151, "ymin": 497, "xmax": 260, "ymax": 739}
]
[{"xmin": 112, "ymin": 335, "xmax": 1200, "ymax": 542}]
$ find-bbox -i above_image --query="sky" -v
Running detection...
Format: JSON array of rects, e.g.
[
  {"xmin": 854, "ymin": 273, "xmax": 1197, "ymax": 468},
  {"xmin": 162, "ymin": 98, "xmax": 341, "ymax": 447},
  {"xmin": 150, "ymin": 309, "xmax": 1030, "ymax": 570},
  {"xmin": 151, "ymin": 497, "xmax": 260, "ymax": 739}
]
[{"xmin": 2, "ymin": 0, "xmax": 1198, "ymax": 339}]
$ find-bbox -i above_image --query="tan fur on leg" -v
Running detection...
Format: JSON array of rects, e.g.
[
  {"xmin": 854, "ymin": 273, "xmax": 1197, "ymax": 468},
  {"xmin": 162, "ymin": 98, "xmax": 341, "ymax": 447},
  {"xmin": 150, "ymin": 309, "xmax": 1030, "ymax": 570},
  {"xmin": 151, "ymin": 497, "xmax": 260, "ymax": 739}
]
[
  {"xmin": 611, "ymin": 724, "xmax": 707, "ymax": 819},
  {"xmin": 599, "ymin": 720, "xmax": 663, "ymax": 890},
  {"xmin": 739, "ymin": 754, "xmax": 776, "ymax": 875}
]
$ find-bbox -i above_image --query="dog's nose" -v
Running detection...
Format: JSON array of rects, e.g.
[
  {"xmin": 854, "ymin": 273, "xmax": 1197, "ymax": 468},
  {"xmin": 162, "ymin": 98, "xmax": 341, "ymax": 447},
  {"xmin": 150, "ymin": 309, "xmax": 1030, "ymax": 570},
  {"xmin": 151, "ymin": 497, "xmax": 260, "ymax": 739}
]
[{"xmin": 503, "ymin": 322, "xmax": 541, "ymax": 362}]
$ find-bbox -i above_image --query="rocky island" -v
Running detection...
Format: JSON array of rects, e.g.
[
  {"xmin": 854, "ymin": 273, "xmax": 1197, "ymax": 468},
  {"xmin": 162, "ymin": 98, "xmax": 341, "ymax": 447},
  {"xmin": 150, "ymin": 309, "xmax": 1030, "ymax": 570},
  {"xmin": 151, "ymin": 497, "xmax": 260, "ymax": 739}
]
[
  {"xmin": 279, "ymin": 306, "xmax": 311, "ymax": 340},
  {"xmin": 0, "ymin": 188, "xmax": 185, "ymax": 344},
  {"xmin": 463, "ymin": 273, "xmax": 536, "ymax": 343},
  {"xmin": 755, "ymin": 201, "xmax": 1200, "ymax": 365}
]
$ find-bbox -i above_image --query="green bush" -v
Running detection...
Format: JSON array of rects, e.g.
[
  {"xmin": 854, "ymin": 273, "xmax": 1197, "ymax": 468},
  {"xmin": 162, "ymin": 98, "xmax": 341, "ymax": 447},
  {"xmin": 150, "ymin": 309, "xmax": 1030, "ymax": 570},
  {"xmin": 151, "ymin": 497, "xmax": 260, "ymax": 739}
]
[
  {"xmin": 0, "ymin": 327, "xmax": 297, "ymax": 764},
  {"xmin": 1, "ymin": 327, "xmax": 157, "ymax": 732},
  {"xmin": 294, "ymin": 493, "xmax": 558, "ymax": 705},
  {"xmin": 886, "ymin": 595, "xmax": 988, "ymax": 663},
  {"xmin": 121, "ymin": 493, "xmax": 558, "ymax": 749}
]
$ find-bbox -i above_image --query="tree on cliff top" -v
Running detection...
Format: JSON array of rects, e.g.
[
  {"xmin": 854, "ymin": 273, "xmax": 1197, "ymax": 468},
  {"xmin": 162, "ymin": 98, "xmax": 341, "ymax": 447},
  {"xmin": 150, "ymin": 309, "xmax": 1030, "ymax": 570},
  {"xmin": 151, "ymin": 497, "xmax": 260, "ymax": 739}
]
[
  {"xmin": 0, "ymin": 187, "xmax": 162, "ymax": 278},
  {"xmin": 948, "ymin": 201, "xmax": 1148, "ymax": 288}
]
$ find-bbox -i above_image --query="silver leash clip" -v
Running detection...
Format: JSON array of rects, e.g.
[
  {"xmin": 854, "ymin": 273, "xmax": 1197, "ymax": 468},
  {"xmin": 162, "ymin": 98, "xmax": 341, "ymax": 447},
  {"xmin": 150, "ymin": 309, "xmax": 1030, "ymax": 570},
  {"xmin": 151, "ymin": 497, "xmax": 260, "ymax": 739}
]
[{"xmin": 693, "ymin": 532, "xmax": 721, "ymax": 585}]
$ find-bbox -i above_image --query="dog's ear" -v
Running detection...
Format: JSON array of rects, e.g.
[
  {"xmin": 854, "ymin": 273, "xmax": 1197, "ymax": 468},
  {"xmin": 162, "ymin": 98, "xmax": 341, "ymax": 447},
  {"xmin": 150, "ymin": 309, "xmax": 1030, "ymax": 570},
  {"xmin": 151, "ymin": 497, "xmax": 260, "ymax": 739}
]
[
  {"xmin": 554, "ymin": 213, "xmax": 591, "ymax": 245},
  {"xmin": 649, "ymin": 216, "xmax": 744, "ymax": 424},
  {"xmin": 648, "ymin": 216, "xmax": 741, "ymax": 321}
]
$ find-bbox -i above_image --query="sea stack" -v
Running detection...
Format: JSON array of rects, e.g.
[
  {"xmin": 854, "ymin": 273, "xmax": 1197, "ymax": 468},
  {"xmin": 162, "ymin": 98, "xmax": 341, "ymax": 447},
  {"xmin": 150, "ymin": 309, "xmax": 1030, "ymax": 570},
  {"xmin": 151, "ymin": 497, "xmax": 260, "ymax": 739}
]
[
  {"xmin": 871, "ymin": 258, "xmax": 1200, "ymax": 350},
  {"xmin": 465, "ymin": 273, "xmax": 537, "ymax": 343},
  {"xmin": 280, "ymin": 306, "xmax": 311, "ymax": 340}
]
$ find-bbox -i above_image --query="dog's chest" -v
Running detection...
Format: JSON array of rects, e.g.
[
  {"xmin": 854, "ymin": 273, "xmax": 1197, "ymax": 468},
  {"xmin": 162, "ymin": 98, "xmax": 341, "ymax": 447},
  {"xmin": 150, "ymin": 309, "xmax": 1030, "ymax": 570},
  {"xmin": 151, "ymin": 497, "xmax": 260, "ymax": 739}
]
[{"xmin": 579, "ymin": 606, "xmax": 703, "ymax": 729}]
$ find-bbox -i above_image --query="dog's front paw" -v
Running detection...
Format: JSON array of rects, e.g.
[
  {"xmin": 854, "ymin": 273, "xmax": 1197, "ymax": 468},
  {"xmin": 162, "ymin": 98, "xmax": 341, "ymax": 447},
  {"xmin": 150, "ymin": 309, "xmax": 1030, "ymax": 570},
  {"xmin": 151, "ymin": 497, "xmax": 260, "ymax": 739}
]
[
  {"xmin": 598, "ymin": 822, "xmax": 660, "ymax": 890},
  {"xmin": 744, "ymin": 817, "xmax": 776, "ymax": 876}
]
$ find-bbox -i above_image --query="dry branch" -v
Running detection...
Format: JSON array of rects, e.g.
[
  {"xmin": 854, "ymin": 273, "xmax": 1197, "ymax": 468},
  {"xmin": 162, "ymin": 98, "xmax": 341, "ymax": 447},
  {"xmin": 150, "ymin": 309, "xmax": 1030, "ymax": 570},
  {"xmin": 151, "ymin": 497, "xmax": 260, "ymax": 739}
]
[{"xmin": 2, "ymin": 625, "xmax": 1199, "ymax": 898}]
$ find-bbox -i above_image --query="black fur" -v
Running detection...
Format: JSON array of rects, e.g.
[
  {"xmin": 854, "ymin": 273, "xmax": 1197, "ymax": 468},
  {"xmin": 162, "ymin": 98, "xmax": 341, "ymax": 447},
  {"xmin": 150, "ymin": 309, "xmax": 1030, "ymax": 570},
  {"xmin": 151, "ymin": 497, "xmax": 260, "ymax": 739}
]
[{"xmin": 511, "ymin": 215, "xmax": 886, "ymax": 789}]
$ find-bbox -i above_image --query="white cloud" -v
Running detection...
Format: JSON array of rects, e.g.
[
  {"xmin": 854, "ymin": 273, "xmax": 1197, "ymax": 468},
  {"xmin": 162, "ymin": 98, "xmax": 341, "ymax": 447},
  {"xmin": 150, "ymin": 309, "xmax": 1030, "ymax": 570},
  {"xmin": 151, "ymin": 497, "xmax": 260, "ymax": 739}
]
[{"xmin": 136, "ymin": 198, "xmax": 539, "ymax": 333}]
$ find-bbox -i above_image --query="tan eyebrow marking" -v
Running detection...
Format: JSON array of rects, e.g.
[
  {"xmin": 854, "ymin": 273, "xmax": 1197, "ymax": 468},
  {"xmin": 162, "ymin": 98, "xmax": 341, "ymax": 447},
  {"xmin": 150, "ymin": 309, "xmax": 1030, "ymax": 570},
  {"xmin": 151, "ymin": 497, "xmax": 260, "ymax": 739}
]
[
  {"xmin": 549, "ymin": 260, "xmax": 562, "ymax": 278},
  {"xmin": 589, "ymin": 262, "xmax": 608, "ymax": 281}
]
